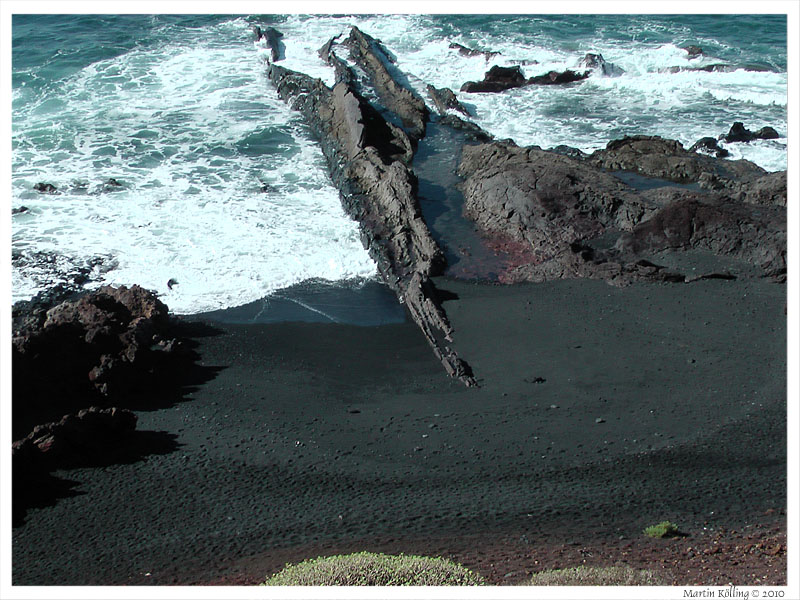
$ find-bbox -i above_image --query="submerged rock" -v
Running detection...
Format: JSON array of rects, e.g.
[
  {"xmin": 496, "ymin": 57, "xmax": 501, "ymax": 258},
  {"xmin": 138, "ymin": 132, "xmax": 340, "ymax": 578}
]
[
  {"xmin": 33, "ymin": 182, "xmax": 58, "ymax": 194},
  {"xmin": 449, "ymin": 41, "xmax": 500, "ymax": 60},
  {"xmin": 664, "ymin": 63, "xmax": 773, "ymax": 74},
  {"xmin": 460, "ymin": 65, "xmax": 529, "ymax": 93},
  {"xmin": 683, "ymin": 45, "xmax": 704, "ymax": 59},
  {"xmin": 689, "ymin": 137, "xmax": 730, "ymax": 158},
  {"xmin": 427, "ymin": 84, "xmax": 471, "ymax": 117},
  {"xmin": 578, "ymin": 53, "xmax": 625, "ymax": 77}
]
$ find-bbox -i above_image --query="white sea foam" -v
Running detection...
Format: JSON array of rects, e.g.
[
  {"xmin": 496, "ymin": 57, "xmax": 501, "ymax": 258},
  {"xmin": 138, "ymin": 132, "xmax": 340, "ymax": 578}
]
[
  {"xmin": 280, "ymin": 15, "xmax": 787, "ymax": 172},
  {"xmin": 12, "ymin": 16, "xmax": 788, "ymax": 313},
  {"xmin": 12, "ymin": 18, "xmax": 376, "ymax": 314}
]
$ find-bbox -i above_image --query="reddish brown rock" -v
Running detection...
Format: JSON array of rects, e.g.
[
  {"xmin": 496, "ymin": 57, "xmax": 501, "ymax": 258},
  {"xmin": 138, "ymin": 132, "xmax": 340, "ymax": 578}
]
[
  {"xmin": 457, "ymin": 138, "xmax": 786, "ymax": 285},
  {"xmin": 13, "ymin": 406, "xmax": 137, "ymax": 467},
  {"xmin": 12, "ymin": 285, "xmax": 175, "ymax": 438}
]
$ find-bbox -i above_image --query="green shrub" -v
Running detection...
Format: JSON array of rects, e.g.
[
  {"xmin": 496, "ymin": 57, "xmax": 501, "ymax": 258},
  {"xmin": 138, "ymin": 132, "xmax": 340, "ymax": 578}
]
[
  {"xmin": 528, "ymin": 565, "xmax": 667, "ymax": 586},
  {"xmin": 263, "ymin": 551, "xmax": 485, "ymax": 586},
  {"xmin": 643, "ymin": 521, "xmax": 680, "ymax": 538}
]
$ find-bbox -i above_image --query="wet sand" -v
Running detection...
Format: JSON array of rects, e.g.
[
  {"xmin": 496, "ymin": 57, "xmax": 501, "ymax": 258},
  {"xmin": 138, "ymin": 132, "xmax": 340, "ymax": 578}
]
[{"xmin": 11, "ymin": 275, "xmax": 786, "ymax": 585}]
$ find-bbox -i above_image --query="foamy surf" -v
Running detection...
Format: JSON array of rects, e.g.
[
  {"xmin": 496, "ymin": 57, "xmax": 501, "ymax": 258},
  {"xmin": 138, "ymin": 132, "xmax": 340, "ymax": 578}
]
[
  {"xmin": 12, "ymin": 17, "xmax": 377, "ymax": 314},
  {"xmin": 12, "ymin": 14, "xmax": 787, "ymax": 313}
]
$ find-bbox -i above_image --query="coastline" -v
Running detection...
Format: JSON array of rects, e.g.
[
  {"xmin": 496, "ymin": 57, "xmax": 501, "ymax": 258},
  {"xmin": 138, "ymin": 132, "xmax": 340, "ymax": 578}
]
[
  {"xmin": 9, "ymin": 14, "xmax": 790, "ymax": 590},
  {"xmin": 11, "ymin": 275, "xmax": 786, "ymax": 585}
]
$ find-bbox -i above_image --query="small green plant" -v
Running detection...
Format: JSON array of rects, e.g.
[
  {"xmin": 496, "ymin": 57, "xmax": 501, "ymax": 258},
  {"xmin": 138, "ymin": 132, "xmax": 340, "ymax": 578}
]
[
  {"xmin": 528, "ymin": 565, "xmax": 667, "ymax": 586},
  {"xmin": 644, "ymin": 521, "xmax": 680, "ymax": 538},
  {"xmin": 263, "ymin": 551, "xmax": 485, "ymax": 586}
]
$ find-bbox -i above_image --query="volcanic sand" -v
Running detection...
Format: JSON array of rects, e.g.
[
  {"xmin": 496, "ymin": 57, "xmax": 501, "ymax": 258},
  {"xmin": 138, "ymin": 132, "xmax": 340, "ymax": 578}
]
[{"xmin": 11, "ymin": 274, "xmax": 786, "ymax": 585}]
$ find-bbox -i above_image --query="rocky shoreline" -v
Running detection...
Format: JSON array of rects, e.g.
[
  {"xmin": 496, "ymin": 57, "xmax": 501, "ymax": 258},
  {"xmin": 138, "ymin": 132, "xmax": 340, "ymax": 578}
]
[
  {"xmin": 11, "ymin": 285, "xmax": 220, "ymax": 525},
  {"xmin": 11, "ymin": 23, "xmax": 787, "ymax": 588},
  {"xmin": 255, "ymin": 24, "xmax": 786, "ymax": 384}
]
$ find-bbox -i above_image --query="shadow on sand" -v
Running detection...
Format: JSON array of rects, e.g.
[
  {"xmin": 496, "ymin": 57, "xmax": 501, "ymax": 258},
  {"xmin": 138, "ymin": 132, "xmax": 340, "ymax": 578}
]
[{"xmin": 12, "ymin": 320, "xmax": 226, "ymax": 527}]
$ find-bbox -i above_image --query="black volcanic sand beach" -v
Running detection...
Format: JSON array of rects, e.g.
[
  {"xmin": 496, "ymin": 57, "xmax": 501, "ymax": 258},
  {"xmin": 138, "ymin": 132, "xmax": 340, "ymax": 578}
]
[{"xmin": 12, "ymin": 274, "xmax": 786, "ymax": 585}]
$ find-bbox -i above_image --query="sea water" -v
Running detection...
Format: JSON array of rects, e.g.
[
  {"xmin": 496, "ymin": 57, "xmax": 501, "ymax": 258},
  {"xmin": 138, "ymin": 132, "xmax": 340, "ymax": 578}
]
[{"xmin": 11, "ymin": 14, "xmax": 788, "ymax": 314}]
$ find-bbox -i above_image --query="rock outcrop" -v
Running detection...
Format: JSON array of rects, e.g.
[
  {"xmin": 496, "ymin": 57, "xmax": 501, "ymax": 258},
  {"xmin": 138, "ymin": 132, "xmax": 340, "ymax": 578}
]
[
  {"xmin": 253, "ymin": 26, "xmax": 284, "ymax": 62},
  {"xmin": 258, "ymin": 25, "xmax": 785, "ymax": 382},
  {"xmin": 13, "ymin": 407, "xmax": 138, "ymax": 470},
  {"xmin": 615, "ymin": 195, "xmax": 786, "ymax": 277},
  {"xmin": 449, "ymin": 42, "xmax": 500, "ymax": 60},
  {"xmin": 578, "ymin": 53, "xmax": 625, "ymax": 77},
  {"xmin": 589, "ymin": 135, "xmax": 767, "ymax": 184},
  {"xmin": 458, "ymin": 142, "xmax": 650, "ymax": 259},
  {"xmin": 689, "ymin": 137, "xmax": 730, "ymax": 158},
  {"xmin": 457, "ymin": 138, "xmax": 786, "ymax": 285},
  {"xmin": 683, "ymin": 45, "xmax": 704, "ymax": 59},
  {"xmin": 461, "ymin": 65, "xmax": 529, "ymax": 93},
  {"xmin": 33, "ymin": 182, "xmax": 57, "ymax": 194},
  {"xmin": 265, "ymin": 30, "xmax": 475, "ymax": 385},
  {"xmin": 663, "ymin": 63, "xmax": 774, "ymax": 74},
  {"xmin": 12, "ymin": 285, "xmax": 179, "ymax": 438},
  {"xmin": 461, "ymin": 65, "xmax": 591, "ymax": 93},
  {"xmin": 528, "ymin": 69, "xmax": 590, "ymax": 85},
  {"xmin": 426, "ymin": 84, "xmax": 471, "ymax": 117},
  {"xmin": 341, "ymin": 27, "xmax": 429, "ymax": 141},
  {"xmin": 721, "ymin": 122, "xmax": 780, "ymax": 143}
]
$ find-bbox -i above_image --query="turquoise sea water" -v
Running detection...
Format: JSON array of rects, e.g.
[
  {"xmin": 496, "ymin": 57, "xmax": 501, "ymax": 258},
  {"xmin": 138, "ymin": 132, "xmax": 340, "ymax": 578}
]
[{"xmin": 11, "ymin": 14, "xmax": 788, "ymax": 313}]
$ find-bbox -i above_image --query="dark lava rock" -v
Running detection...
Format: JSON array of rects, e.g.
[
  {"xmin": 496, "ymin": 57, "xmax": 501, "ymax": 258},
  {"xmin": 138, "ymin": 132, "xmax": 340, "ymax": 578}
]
[
  {"xmin": 457, "ymin": 142, "xmax": 651, "ymax": 282},
  {"xmin": 448, "ymin": 42, "xmax": 500, "ymax": 60},
  {"xmin": 698, "ymin": 171, "xmax": 788, "ymax": 207},
  {"xmin": 12, "ymin": 285, "xmax": 173, "ymax": 438},
  {"xmin": 527, "ymin": 69, "xmax": 590, "ymax": 85},
  {"xmin": 318, "ymin": 34, "xmax": 355, "ymax": 86},
  {"xmin": 11, "ymin": 250, "xmax": 108, "ymax": 291},
  {"xmin": 722, "ymin": 122, "xmax": 780, "ymax": 143},
  {"xmin": 101, "ymin": 177, "xmax": 124, "ymax": 192},
  {"xmin": 13, "ymin": 407, "xmax": 137, "ymax": 469},
  {"xmin": 578, "ymin": 53, "xmax": 625, "ymax": 77},
  {"xmin": 458, "ymin": 142, "xmax": 650, "ymax": 249},
  {"xmin": 683, "ymin": 45, "xmax": 704, "ymax": 59},
  {"xmin": 253, "ymin": 25, "xmax": 284, "ymax": 62},
  {"xmin": 342, "ymin": 26, "xmax": 429, "ymax": 141},
  {"xmin": 458, "ymin": 138, "xmax": 786, "ymax": 285},
  {"xmin": 549, "ymin": 145, "xmax": 589, "ymax": 160},
  {"xmin": 33, "ymin": 182, "xmax": 58, "ymax": 194},
  {"xmin": 663, "ymin": 59, "xmax": 774, "ymax": 74},
  {"xmin": 266, "ymin": 43, "xmax": 474, "ymax": 385},
  {"xmin": 616, "ymin": 195, "xmax": 786, "ymax": 277},
  {"xmin": 461, "ymin": 65, "xmax": 590, "ymax": 92},
  {"xmin": 427, "ymin": 84, "xmax": 471, "ymax": 116},
  {"xmin": 438, "ymin": 114, "xmax": 494, "ymax": 143},
  {"xmin": 12, "ymin": 206, "xmax": 30, "ymax": 215},
  {"xmin": 689, "ymin": 137, "xmax": 730, "ymax": 158},
  {"xmin": 461, "ymin": 65, "xmax": 528, "ymax": 93},
  {"xmin": 590, "ymin": 135, "xmax": 767, "ymax": 184},
  {"xmin": 12, "ymin": 406, "xmax": 140, "ymax": 526}
]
